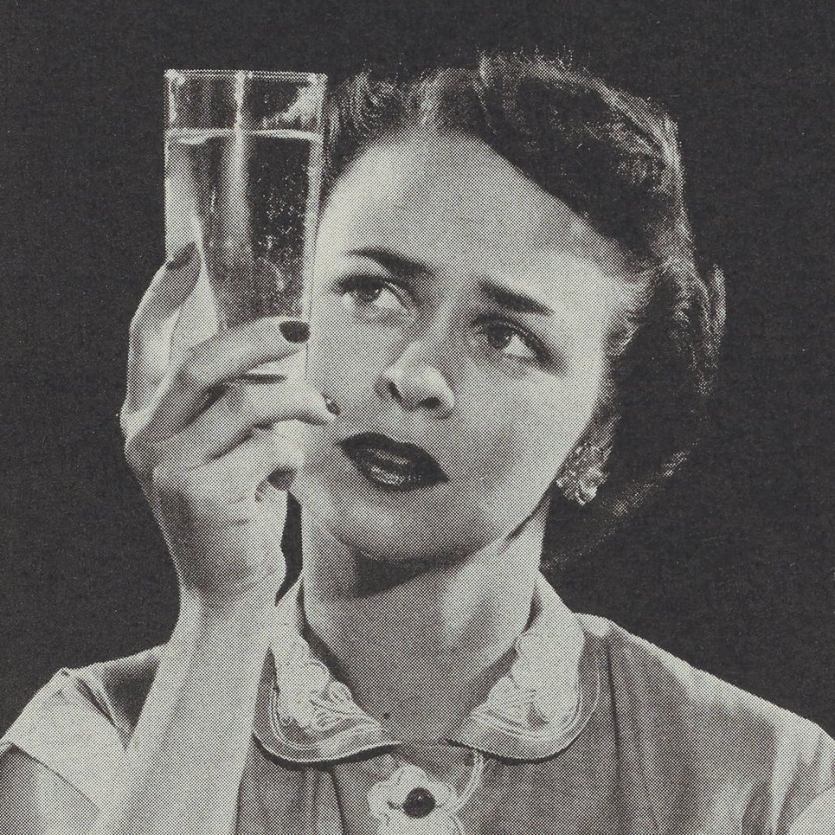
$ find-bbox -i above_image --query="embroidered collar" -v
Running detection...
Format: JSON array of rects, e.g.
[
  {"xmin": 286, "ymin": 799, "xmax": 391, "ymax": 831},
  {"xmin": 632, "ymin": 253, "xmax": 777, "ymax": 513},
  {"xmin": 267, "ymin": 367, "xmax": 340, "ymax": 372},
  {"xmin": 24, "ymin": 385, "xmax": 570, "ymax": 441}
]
[{"xmin": 252, "ymin": 574, "xmax": 599, "ymax": 764}]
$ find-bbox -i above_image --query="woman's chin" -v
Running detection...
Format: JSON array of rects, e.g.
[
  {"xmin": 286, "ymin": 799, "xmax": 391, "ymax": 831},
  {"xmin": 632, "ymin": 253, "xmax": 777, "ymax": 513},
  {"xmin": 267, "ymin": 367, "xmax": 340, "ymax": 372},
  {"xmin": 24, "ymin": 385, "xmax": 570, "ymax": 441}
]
[
  {"xmin": 292, "ymin": 478, "xmax": 489, "ymax": 565},
  {"xmin": 316, "ymin": 510, "xmax": 477, "ymax": 564},
  {"xmin": 289, "ymin": 448, "xmax": 548, "ymax": 566}
]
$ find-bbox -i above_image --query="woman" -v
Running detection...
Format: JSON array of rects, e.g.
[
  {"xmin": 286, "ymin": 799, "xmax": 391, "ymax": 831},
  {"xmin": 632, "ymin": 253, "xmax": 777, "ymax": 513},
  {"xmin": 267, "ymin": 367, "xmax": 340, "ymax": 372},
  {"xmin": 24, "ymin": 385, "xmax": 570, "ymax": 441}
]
[{"xmin": 1, "ymin": 54, "xmax": 833, "ymax": 834}]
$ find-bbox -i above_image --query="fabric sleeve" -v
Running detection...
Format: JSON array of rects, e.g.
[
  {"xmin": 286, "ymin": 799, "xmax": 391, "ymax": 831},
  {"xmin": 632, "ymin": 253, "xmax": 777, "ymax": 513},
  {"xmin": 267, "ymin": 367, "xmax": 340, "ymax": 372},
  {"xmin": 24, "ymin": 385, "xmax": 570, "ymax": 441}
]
[
  {"xmin": 0, "ymin": 746, "xmax": 99, "ymax": 834},
  {"xmin": 1, "ymin": 669, "xmax": 127, "ymax": 808},
  {"xmin": 788, "ymin": 785, "xmax": 835, "ymax": 834},
  {"xmin": 0, "ymin": 647, "xmax": 164, "ymax": 812},
  {"xmin": 767, "ymin": 716, "xmax": 835, "ymax": 833}
]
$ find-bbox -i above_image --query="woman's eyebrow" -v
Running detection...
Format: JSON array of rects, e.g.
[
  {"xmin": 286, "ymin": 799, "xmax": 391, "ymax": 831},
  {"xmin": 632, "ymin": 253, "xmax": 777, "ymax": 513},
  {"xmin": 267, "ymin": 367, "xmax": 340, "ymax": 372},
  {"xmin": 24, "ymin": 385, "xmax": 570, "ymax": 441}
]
[
  {"xmin": 478, "ymin": 280, "xmax": 556, "ymax": 316},
  {"xmin": 343, "ymin": 248, "xmax": 429, "ymax": 279}
]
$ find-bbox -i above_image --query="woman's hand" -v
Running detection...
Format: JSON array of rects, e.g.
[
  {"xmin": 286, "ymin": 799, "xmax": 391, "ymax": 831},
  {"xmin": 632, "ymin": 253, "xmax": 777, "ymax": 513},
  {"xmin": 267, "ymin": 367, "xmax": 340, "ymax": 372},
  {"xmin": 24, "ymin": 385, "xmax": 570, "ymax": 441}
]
[{"xmin": 120, "ymin": 244, "xmax": 333, "ymax": 610}]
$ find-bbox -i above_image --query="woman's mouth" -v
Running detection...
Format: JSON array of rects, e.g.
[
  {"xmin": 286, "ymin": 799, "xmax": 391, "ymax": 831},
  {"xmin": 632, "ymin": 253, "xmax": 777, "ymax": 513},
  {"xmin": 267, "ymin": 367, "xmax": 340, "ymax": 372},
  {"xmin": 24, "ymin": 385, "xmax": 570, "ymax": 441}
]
[{"xmin": 338, "ymin": 433, "xmax": 449, "ymax": 491}]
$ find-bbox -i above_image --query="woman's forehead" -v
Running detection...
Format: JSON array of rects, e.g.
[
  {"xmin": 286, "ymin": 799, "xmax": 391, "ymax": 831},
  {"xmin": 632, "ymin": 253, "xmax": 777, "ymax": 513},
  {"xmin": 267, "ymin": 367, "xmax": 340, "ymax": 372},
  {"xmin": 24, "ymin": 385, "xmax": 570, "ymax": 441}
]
[{"xmin": 319, "ymin": 130, "xmax": 631, "ymax": 277}]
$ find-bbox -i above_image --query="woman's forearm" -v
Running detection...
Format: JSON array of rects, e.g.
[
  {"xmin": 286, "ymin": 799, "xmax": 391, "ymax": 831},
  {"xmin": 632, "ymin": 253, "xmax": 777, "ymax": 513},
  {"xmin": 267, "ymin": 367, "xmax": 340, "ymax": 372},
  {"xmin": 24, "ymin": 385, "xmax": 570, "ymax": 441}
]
[
  {"xmin": 90, "ymin": 585, "xmax": 277, "ymax": 835},
  {"xmin": 108, "ymin": 239, "xmax": 322, "ymax": 833}
]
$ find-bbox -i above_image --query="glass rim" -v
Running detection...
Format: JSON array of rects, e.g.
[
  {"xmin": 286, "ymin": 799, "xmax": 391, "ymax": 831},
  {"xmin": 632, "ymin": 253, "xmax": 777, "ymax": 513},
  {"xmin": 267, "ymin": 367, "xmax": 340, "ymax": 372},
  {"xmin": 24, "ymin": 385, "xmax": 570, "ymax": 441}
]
[{"xmin": 165, "ymin": 69, "xmax": 326, "ymax": 85}]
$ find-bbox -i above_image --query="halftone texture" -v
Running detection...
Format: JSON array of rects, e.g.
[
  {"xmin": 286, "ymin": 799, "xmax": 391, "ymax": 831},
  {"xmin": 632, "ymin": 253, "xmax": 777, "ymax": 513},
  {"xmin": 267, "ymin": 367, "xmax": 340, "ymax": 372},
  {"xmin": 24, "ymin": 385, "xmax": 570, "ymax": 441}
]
[
  {"xmin": 322, "ymin": 52, "xmax": 726, "ymax": 562},
  {"xmin": 4, "ymin": 578, "xmax": 835, "ymax": 832},
  {"xmin": 165, "ymin": 130, "xmax": 318, "ymax": 326},
  {"xmin": 164, "ymin": 72, "xmax": 325, "ymax": 329},
  {"xmin": 1, "ymin": 55, "xmax": 748, "ymax": 834}
]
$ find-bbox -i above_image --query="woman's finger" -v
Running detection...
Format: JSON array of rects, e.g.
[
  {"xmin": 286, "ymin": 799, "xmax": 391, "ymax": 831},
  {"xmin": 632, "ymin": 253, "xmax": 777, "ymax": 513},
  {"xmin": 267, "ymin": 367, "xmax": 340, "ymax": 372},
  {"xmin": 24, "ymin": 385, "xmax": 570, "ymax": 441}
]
[
  {"xmin": 166, "ymin": 428, "xmax": 304, "ymax": 527},
  {"xmin": 157, "ymin": 379, "xmax": 334, "ymax": 467},
  {"xmin": 125, "ymin": 243, "xmax": 201, "ymax": 411},
  {"xmin": 149, "ymin": 426, "xmax": 296, "ymax": 600},
  {"xmin": 140, "ymin": 317, "xmax": 310, "ymax": 441},
  {"xmin": 209, "ymin": 426, "xmax": 304, "ymax": 496}
]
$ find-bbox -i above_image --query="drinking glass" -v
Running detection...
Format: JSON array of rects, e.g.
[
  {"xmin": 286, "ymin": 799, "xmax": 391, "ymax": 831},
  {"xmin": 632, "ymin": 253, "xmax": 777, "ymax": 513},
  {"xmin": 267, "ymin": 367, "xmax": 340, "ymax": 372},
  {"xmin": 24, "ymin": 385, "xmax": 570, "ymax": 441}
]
[{"xmin": 164, "ymin": 69, "xmax": 327, "ymax": 377}]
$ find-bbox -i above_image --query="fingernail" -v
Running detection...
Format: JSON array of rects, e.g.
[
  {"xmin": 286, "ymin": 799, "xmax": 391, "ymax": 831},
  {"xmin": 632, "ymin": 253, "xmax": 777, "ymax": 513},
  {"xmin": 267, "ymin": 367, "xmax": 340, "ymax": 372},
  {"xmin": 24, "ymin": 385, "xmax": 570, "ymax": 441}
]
[
  {"xmin": 323, "ymin": 396, "xmax": 340, "ymax": 415},
  {"xmin": 166, "ymin": 241, "xmax": 197, "ymax": 270},
  {"xmin": 279, "ymin": 320, "xmax": 309, "ymax": 343},
  {"xmin": 237, "ymin": 373, "xmax": 287, "ymax": 384}
]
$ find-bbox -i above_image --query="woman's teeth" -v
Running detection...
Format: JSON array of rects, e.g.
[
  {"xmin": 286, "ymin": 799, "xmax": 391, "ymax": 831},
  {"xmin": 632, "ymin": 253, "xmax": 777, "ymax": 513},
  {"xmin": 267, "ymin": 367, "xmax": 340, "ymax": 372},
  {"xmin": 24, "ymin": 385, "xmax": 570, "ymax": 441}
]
[
  {"xmin": 339, "ymin": 433, "xmax": 448, "ymax": 491},
  {"xmin": 366, "ymin": 461, "xmax": 411, "ymax": 487},
  {"xmin": 351, "ymin": 447, "xmax": 426, "ymax": 489}
]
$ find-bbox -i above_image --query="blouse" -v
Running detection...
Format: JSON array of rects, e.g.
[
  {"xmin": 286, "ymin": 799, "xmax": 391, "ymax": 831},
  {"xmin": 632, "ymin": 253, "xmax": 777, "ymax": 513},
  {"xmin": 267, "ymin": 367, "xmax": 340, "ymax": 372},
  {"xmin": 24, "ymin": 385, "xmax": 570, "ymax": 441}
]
[{"xmin": 2, "ymin": 574, "xmax": 834, "ymax": 834}]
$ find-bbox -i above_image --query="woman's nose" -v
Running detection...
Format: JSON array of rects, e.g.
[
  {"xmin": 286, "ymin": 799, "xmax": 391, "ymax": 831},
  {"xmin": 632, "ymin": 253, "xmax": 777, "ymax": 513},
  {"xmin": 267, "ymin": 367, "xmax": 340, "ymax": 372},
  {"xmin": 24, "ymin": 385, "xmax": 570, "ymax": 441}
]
[{"xmin": 376, "ymin": 343, "xmax": 456, "ymax": 418}]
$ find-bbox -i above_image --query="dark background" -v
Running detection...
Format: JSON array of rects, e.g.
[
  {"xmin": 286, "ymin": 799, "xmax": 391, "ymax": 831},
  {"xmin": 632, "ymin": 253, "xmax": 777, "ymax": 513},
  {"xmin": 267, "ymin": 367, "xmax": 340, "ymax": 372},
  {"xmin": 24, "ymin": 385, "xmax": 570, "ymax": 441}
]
[{"xmin": 2, "ymin": 0, "xmax": 834, "ymax": 736}]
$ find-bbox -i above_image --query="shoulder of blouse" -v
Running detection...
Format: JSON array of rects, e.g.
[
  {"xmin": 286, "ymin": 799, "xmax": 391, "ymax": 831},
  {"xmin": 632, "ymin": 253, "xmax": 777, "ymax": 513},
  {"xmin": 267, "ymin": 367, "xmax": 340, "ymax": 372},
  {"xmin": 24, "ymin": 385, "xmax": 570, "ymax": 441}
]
[
  {"xmin": 0, "ymin": 646, "xmax": 164, "ymax": 807},
  {"xmin": 577, "ymin": 613, "xmax": 835, "ymax": 834}
]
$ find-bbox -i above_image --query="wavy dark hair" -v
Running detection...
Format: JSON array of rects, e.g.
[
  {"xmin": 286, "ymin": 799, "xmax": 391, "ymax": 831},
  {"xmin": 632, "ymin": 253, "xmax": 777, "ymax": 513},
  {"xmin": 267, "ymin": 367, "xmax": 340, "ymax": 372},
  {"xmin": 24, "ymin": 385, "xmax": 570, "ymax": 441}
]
[{"xmin": 319, "ymin": 52, "xmax": 726, "ymax": 561}]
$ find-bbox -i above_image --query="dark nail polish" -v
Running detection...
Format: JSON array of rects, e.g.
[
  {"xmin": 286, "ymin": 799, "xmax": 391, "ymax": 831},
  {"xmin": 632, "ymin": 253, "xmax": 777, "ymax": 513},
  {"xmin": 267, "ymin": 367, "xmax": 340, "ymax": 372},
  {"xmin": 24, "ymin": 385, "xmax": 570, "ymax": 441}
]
[
  {"xmin": 237, "ymin": 373, "xmax": 287, "ymax": 384},
  {"xmin": 166, "ymin": 241, "xmax": 197, "ymax": 270},
  {"xmin": 323, "ymin": 396, "xmax": 340, "ymax": 415},
  {"xmin": 280, "ymin": 320, "xmax": 310, "ymax": 343}
]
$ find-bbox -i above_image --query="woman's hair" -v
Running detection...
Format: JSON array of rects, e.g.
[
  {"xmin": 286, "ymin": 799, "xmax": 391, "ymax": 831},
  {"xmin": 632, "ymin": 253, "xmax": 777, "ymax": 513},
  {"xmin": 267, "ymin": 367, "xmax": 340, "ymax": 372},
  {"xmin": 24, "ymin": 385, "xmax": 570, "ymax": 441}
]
[{"xmin": 321, "ymin": 52, "xmax": 726, "ymax": 560}]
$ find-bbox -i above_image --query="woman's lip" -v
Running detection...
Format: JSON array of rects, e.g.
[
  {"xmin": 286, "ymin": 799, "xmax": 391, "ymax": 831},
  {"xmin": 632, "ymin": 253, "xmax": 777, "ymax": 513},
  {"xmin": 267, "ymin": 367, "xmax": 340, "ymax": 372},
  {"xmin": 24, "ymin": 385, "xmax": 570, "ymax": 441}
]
[{"xmin": 338, "ymin": 432, "xmax": 449, "ymax": 489}]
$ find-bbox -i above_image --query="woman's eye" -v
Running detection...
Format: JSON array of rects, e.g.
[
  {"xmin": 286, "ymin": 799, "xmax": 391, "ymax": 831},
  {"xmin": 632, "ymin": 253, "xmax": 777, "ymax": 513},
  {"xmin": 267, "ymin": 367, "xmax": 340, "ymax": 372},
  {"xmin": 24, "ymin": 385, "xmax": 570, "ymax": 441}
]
[
  {"xmin": 479, "ymin": 323, "xmax": 541, "ymax": 362},
  {"xmin": 338, "ymin": 277, "xmax": 407, "ymax": 313}
]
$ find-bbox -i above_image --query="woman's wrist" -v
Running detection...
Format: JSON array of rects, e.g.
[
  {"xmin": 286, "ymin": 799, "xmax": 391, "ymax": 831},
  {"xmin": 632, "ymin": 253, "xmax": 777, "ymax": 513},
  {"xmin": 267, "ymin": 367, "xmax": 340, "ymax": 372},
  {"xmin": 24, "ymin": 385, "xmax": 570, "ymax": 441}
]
[{"xmin": 178, "ymin": 571, "xmax": 284, "ymax": 622}]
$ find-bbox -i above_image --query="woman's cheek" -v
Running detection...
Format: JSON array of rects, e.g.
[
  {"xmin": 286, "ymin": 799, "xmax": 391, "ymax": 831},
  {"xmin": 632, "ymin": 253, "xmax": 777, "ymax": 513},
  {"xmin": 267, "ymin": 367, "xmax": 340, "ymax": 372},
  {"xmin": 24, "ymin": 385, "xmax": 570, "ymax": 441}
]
[
  {"xmin": 318, "ymin": 320, "xmax": 406, "ymax": 405},
  {"xmin": 465, "ymin": 398, "xmax": 553, "ymax": 488},
  {"xmin": 308, "ymin": 311, "xmax": 372, "ymax": 390},
  {"xmin": 484, "ymin": 383, "xmax": 586, "ymax": 486}
]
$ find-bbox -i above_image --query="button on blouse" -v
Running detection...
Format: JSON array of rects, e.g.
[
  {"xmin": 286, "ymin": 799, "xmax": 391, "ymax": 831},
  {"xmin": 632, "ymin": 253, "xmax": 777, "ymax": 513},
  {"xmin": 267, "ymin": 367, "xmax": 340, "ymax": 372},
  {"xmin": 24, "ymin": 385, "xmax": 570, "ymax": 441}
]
[{"xmin": 3, "ymin": 574, "xmax": 835, "ymax": 833}]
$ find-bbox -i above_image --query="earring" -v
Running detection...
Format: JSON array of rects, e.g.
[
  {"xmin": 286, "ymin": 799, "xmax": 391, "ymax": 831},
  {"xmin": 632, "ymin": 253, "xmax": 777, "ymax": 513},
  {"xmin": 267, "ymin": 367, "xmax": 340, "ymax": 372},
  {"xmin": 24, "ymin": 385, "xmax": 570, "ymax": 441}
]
[{"xmin": 555, "ymin": 443, "xmax": 609, "ymax": 506}]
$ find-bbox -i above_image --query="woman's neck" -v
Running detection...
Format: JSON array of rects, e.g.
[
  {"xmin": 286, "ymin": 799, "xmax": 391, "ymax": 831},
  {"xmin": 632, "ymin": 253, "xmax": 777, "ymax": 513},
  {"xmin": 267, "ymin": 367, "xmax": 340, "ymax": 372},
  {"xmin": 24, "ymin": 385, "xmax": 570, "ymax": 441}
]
[{"xmin": 299, "ymin": 510, "xmax": 545, "ymax": 742}]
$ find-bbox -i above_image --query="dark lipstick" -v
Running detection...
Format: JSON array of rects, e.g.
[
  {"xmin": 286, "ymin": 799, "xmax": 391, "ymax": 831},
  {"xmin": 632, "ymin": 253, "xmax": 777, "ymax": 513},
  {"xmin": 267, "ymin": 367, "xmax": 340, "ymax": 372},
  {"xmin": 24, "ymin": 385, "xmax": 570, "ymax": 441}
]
[{"xmin": 339, "ymin": 432, "xmax": 449, "ymax": 491}]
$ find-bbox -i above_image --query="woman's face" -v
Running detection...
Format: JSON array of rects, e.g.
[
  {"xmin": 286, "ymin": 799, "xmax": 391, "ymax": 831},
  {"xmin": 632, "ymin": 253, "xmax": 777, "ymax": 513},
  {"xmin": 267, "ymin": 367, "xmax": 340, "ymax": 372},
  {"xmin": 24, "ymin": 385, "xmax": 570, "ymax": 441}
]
[{"xmin": 293, "ymin": 131, "xmax": 632, "ymax": 562}]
